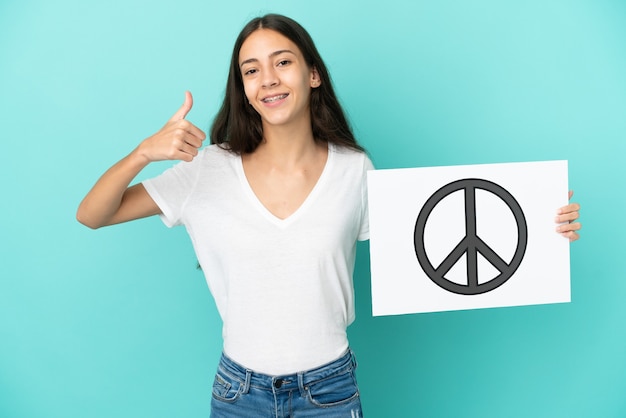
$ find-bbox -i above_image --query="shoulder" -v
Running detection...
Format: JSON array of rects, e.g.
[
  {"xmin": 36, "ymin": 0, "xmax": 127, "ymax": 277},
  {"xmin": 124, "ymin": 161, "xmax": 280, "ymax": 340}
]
[
  {"xmin": 199, "ymin": 143, "xmax": 236, "ymax": 159},
  {"xmin": 194, "ymin": 144, "xmax": 239, "ymax": 167},
  {"xmin": 329, "ymin": 143, "xmax": 374, "ymax": 171},
  {"xmin": 157, "ymin": 144, "xmax": 237, "ymax": 179}
]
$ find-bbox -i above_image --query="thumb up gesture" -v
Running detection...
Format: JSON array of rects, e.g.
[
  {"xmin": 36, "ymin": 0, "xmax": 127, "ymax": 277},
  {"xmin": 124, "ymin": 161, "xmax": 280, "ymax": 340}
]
[{"xmin": 137, "ymin": 91, "xmax": 206, "ymax": 163}]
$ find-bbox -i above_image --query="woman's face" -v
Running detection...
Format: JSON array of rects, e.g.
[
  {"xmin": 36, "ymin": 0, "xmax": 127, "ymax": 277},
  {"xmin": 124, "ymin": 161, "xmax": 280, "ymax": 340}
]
[{"xmin": 238, "ymin": 29, "xmax": 320, "ymax": 130}]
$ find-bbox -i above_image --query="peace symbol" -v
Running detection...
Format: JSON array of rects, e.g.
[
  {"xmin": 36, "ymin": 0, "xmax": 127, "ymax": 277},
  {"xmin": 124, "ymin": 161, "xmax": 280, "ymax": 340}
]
[{"xmin": 414, "ymin": 178, "xmax": 528, "ymax": 295}]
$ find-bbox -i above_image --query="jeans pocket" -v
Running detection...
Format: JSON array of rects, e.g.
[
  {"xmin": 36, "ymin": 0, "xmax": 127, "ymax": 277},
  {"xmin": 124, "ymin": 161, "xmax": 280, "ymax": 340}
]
[
  {"xmin": 306, "ymin": 369, "xmax": 360, "ymax": 407},
  {"xmin": 211, "ymin": 370, "xmax": 243, "ymax": 403}
]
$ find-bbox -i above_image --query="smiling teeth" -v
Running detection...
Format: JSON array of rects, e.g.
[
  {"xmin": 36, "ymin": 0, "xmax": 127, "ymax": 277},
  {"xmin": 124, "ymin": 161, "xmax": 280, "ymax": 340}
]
[{"xmin": 263, "ymin": 94, "xmax": 287, "ymax": 103}]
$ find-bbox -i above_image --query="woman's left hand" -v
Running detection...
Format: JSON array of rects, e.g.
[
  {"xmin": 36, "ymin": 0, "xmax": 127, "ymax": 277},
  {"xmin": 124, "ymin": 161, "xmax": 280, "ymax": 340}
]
[{"xmin": 556, "ymin": 190, "xmax": 581, "ymax": 242}]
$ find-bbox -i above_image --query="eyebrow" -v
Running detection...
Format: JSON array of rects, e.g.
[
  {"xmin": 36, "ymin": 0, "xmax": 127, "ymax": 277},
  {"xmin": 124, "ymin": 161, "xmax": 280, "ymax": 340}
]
[{"xmin": 239, "ymin": 49, "xmax": 296, "ymax": 68}]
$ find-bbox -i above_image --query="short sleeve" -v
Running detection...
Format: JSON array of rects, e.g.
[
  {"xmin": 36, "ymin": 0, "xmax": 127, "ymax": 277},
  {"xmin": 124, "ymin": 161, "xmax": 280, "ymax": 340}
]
[
  {"xmin": 142, "ymin": 159, "xmax": 200, "ymax": 228},
  {"xmin": 357, "ymin": 154, "xmax": 375, "ymax": 241}
]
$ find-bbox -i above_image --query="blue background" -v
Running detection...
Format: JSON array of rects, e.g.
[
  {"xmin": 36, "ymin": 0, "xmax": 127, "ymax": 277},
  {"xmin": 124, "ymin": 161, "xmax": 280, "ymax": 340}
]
[{"xmin": 1, "ymin": 0, "xmax": 625, "ymax": 417}]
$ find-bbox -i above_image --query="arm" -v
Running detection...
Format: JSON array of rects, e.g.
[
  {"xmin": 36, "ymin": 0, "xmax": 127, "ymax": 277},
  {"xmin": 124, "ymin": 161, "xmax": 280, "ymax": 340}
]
[
  {"xmin": 76, "ymin": 91, "xmax": 206, "ymax": 229},
  {"xmin": 555, "ymin": 190, "xmax": 581, "ymax": 242}
]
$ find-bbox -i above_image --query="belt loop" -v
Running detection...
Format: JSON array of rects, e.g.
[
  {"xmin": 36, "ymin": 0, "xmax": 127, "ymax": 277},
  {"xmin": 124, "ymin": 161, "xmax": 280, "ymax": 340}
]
[
  {"xmin": 350, "ymin": 348, "xmax": 358, "ymax": 370},
  {"xmin": 297, "ymin": 371, "xmax": 306, "ymax": 397},
  {"xmin": 242, "ymin": 369, "xmax": 252, "ymax": 394}
]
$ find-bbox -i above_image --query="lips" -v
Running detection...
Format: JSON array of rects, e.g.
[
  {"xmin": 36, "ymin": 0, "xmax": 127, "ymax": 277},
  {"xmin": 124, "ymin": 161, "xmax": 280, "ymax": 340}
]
[{"xmin": 261, "ymin": 93, "xmax": 288, "ymax": 103}]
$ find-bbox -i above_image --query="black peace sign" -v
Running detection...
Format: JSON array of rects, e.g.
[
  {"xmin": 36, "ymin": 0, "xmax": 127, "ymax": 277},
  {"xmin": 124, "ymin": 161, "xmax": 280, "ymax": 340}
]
[{"xmin": 414, "ymin": 178, "xmax": 528, "ymax": 295}]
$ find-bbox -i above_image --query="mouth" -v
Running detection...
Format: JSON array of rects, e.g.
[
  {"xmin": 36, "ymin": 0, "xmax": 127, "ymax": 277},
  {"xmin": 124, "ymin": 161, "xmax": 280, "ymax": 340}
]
[{"xmin": 261, "ymin": 93, "xmax": 288, "ymax": 103}]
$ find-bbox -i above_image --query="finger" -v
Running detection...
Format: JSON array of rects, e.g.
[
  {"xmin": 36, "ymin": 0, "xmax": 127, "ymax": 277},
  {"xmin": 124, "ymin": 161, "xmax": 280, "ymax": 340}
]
[
  {"xmin": 171, "ymin": 134, "xmax": 201, "ymax": 157},
  {"xmin": 556, "ymin": 222, "xmax": 582, "ymax": 233},
  {"xmin": 184, "ymin": 134, "xmax": 204, "ymax": 149},
  {"xmin": 562, "ymin": 231, "xmax": 580, "ymax": 242},
  {"xmin": 555, "ymin": 211, "xmax": 579, "ymax": 223},
  {"xmin": 172, "ymin": 126, "xmax": 204, "ymax": 148},
  {"xmin": 169, "ymin": 91, "xmax": 194, "ymax": 122},
  {"xmin": 167, "ymin": 146, "xmax": 195, "ymax": 162},
  {"xmin": 185, "ymin": 122, "xmax": 207, "ymax": 142},
  {"xmin": 557, "ymin": 202, "xmax": 580, "ymax": 215},
  {"xmin": 171, "ymin": 119, "xmax": 206, "ymax": 142},
  {"xmin": 179, "ymin": 142, "xmax": 200, "ymax": 157},
  {"xmin": 568, "ymin": 190, "xmax": 574, "ymax": 200}
]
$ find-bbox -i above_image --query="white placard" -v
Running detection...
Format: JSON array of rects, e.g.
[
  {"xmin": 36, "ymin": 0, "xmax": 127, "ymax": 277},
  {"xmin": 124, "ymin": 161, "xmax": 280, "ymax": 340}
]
[{"xmin": 367, "ymin": 161, "xmax": 570, "ymax": 316}]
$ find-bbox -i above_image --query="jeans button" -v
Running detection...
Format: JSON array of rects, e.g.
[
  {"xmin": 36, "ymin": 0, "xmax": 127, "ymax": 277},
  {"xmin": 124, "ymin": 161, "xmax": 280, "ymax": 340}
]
[{"xmin": 274, "ymin": 378, "xmax": 283, "ymax": 388}]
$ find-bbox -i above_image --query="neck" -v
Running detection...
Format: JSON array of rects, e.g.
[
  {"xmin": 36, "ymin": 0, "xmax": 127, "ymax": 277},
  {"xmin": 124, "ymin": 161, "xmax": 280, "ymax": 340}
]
[{"xmin": 256, "ymin": 118, "xmax": 318, "ymax": 164}]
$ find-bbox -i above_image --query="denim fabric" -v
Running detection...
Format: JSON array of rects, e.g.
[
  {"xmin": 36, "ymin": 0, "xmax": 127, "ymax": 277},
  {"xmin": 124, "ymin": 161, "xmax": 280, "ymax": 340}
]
[{"xmin": 210, "ymin": 349, "xmax": 363, "ymax": 417}]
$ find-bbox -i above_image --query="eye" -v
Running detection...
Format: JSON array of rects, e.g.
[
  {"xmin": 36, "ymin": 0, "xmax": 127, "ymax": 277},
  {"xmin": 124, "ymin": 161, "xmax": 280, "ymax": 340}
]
[
  {"xmin": 242, "ymin": 68, "xmax": 257, "ymax": 76},
  {"xmin": 277, "ymin": 59, "xmax": 291, "ymax": 67}
]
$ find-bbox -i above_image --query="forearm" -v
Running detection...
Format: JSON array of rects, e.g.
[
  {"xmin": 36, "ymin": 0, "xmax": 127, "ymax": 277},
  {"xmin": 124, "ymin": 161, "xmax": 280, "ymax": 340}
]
[{"xmin": 76, "ymin": 149, "xmax": 150, "ymax": 229}]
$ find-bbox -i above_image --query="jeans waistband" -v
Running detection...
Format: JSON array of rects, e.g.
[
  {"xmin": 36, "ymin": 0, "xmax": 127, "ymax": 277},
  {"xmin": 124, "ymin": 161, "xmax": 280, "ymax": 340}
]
[{"xmin": 217, "ymin": 349, "xmax": 356, "ymax": 394}]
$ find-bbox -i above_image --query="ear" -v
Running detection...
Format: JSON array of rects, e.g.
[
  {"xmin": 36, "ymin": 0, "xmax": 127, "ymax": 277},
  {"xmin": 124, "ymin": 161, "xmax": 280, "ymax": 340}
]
[{"xmin": 310, "ymin": 67, "xmax": 321, "ymax": 88}]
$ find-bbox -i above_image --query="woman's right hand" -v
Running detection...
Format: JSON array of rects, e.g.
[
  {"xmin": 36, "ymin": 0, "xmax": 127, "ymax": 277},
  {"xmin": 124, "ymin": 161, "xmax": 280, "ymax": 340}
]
[
  {"xmin": 135, "ymin": 90, "xmax": 207, "ymax": 163},
  {"xmin": 77, "ymin": 92, "xmax": 206, "ymax": 229}
]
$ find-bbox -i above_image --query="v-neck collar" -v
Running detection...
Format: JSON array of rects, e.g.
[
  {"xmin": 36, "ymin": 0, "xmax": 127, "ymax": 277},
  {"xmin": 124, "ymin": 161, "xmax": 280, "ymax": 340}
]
[{"xmin": 236, "ymin": 142, "xmax": 334, "ymax": 227}]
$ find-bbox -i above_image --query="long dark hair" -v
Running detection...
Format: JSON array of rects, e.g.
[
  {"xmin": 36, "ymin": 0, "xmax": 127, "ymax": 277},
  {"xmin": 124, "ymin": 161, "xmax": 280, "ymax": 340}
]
[{"xmin": 210, "ymin": 14, "xmax": 364, "ymax": 154}]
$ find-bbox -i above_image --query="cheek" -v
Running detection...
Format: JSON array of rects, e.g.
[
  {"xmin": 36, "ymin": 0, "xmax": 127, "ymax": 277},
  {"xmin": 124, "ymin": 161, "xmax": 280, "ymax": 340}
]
[
  {"xmin": 242, "ymin": 82, "xmax": 254, "ymax": 102},
  {"xmin": 241, "ymin": 82, "xmax": 261, "ymax": 113},
  {"xmin": 241, "ymin": 75, "xmax": 260, "ymax": 98}
]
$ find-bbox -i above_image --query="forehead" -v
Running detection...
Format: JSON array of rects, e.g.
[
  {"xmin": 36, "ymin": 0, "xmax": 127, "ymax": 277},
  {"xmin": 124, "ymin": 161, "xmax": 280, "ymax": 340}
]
[{"xmin": 238, "ymin": 29, "xmax": 302, "ymax": 64}]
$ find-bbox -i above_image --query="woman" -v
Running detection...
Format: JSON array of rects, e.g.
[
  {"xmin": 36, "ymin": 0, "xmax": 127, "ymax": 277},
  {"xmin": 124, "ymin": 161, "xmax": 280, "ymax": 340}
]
[{"xmin": 76, "ymin": 14, "xmax": 581, "ymax": 417}]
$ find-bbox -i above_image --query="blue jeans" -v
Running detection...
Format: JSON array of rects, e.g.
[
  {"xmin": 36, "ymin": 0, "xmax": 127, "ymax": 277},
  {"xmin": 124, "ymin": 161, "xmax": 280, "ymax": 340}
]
[{"xmin": 210, "ymin": 349, "xmax": 363, "ymax": 417}]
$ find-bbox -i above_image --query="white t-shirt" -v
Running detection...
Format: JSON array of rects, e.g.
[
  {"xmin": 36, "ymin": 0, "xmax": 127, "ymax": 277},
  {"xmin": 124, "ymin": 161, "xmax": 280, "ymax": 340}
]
[{"xmin": 143, "ymin": 143, "xmax": 373, "ymax": 375}]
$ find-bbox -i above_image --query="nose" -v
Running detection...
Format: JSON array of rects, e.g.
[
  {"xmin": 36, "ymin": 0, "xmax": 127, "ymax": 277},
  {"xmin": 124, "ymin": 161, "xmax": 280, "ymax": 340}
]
[{"xmin": 261, "ymin": 67, "xmax": 279, "ymax": 88}]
